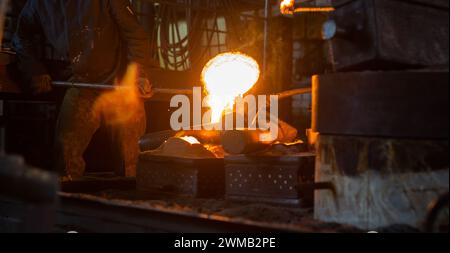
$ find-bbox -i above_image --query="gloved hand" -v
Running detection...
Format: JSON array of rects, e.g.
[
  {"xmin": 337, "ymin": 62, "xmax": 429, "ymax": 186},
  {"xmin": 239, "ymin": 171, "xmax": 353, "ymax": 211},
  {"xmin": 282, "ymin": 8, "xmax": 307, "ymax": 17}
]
[
  {"xmin": 31, "ymin": 74, "xmax": 52, "ymax": 94},
  {"xmin": 137, "ymin": 77, "xmax": 154, "ymax": 99}
]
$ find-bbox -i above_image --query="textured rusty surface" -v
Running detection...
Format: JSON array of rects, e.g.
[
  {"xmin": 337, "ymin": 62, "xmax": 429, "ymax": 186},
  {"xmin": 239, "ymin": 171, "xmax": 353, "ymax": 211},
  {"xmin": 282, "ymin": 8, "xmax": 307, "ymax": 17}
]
[
  {"xmin": 315, "ymin": 135, "xmax": 449, "ymax": 230},
  {"xmin": 312, "ymin": 71, "xmax": 449, "ymax": 138},
  {"xmin": 55, "ymin": 191, "xmax": 364, "ymax": 233},
  {"xmin": 0, "ymin": 189, "xmax": 424, "ymax": 233},
  {"xmin": 317, "ymin": 135, "xmax": 448, "ymax": 176},
  {"xmin": 225, "ymin": 153, "xmax": 316, "ymax": 206},
  {"xmin": 137, "ymin": 155, "xmax": 225, "ymax": 198},
  {"xmin": 330, "ymin": 0, "xmax": 449, "ymax": 70}
]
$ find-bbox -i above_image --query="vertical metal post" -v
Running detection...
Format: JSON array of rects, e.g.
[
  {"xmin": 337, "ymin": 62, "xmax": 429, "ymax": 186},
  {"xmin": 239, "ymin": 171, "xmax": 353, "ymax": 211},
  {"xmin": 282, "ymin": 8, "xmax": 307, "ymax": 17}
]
[
  {"xmin": 262, "ymin": 0, "xmax": 271, "ymax": 80},
  {"xmin": 0, "ymin": 0, "xmax": 8, "ymax": 155},
  {"xmin": 0, "ymin": 100, "xmax": 4, "ymax": 155}
]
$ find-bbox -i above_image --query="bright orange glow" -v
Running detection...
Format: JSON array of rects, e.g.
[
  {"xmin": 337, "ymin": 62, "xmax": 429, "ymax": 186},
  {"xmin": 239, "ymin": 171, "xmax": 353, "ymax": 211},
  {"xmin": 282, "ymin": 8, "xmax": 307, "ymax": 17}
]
[
  {"xmin": 293, "ymin": 7, "xmax": 335, "ymax": 12},
  {"xmin": 259, "ymin": 131, "xmax": 279, "ymax": 145},
  {"xmin": 201, "ymin": 52, "xmax": 260, "ymax": 123},
  {"xmin": 93, "ymin": 63, "xmax": 141, "ymax": 125},
  {"xmin": 280, "ymin": 0, "xmax": 295, "ymax": 15},
  {"xmin": 180, "ymin": 136, "xmax": 201, "ymax": 145},
  {"xmin": 280, "ymin": 0, "xmax": 335, "ymax": 15}
]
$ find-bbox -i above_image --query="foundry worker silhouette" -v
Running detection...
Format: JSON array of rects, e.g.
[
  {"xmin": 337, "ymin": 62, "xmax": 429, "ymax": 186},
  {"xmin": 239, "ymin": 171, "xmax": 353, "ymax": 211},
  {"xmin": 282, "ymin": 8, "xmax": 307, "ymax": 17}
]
[{"xmin": 12, "ymin": 0, "xmax": 154, "ymax": 180}]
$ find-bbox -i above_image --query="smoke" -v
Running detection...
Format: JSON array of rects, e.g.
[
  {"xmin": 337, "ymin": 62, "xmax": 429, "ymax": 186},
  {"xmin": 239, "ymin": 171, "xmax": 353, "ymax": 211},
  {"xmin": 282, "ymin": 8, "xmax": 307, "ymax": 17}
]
[{"xmin": 93, "ymin": 63, "xmax": 141, "ymax": 126}]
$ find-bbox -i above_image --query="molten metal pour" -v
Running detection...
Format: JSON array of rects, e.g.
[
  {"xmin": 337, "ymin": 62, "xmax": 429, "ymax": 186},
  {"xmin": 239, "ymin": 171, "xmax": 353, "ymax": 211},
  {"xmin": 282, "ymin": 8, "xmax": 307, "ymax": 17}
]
[{"xmin": 202, "ymin": 52, "xmax": 260, "ymax": 124}]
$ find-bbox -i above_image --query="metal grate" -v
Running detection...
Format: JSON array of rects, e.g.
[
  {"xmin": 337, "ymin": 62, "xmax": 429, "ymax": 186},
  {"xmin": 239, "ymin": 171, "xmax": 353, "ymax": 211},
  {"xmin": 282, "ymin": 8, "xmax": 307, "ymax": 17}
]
[
  {"xmin": 137, "ymin": 154, "xmax": 225, "ymax": 198},
  {"xmin": 225, "ymin": 154, "xmax": 316, "ymax": 206}
]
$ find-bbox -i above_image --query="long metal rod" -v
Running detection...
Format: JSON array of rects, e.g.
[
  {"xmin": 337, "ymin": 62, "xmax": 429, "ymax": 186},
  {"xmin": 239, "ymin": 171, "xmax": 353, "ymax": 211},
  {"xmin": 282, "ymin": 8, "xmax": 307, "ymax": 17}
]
[
  {"xmin": 52, "ymin": 81, "xmax": 193, "ymax": 95},
  {"xmin": 52, "ymin": 82, "xmax": 310, "ymax": 98},
  {"xmin": 293, "ymin": 7, "xmax": 335, "ymax": 12},
  {"xmin": 276, "ymin": 87, "xmax": 312, "ymax": 99}
]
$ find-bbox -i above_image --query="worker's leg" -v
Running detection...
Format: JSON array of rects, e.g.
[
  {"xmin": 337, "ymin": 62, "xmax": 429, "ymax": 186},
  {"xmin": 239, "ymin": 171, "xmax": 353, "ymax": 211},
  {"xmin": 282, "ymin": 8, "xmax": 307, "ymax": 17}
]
[
  {"xmin": 54, "ymin": 88, "xmax": 101, "ymax": 180},
  {"xmin": 111, "ymin": 100, "xmax": 147, "ymax": 178}
]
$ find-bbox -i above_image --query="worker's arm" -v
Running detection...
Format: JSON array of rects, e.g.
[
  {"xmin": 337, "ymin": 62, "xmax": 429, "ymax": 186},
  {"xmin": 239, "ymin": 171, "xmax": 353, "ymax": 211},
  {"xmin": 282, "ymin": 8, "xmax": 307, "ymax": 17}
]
[
  {"xmin": 109, "ymin": 0, "xmax": 154, "ymax": 98},
  {"xmin": 12, "ymin": 0, "xmax": 51, "ymax": 94}
]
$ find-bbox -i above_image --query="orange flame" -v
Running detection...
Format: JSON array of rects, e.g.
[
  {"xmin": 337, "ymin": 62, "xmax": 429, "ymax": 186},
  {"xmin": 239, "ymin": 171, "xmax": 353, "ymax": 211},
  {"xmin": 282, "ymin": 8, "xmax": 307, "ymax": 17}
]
[
  {"xmin": 93, "ymin": 63, "xmax": 141, "ymax": 125},
  {"xmin": 180, "ymin": 136, "xmax": 201, "ymax": 145},
  {"xmin": 280, "ymin": 0, "xmax": 295, "ymax": 15},
  {"xmin": 201, "ymin": 52, "xmax": 260, "ymax": 123}
]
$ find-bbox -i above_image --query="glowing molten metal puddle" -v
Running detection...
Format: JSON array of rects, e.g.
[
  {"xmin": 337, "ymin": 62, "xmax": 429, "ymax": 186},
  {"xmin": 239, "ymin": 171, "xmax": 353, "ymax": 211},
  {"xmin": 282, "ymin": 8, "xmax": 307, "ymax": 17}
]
[
  {"xmin": 180, "ymin": 136, "xmax": 201, "ymax": 145},
  {"xmin": 201, "ymin": 52, "xmax": 260, "ymax": 124}
]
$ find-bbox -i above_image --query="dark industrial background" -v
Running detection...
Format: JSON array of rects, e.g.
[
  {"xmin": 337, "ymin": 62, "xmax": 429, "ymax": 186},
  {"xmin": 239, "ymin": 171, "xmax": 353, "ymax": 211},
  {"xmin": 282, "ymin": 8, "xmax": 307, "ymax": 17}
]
[{"xmin": 0, "ymin": 0, "xmax": 448, "ymax": 233}]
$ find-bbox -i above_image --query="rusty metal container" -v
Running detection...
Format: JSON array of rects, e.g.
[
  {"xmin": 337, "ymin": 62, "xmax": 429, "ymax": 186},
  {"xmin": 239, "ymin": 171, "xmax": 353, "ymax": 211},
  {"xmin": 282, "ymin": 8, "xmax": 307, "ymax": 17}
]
[
  {"xmin": 225, "ymin": 153, "xmax": 316, "ymax": 206},
  {"xmin": 137, "ymin": 153, "xmax": 225, "ymax": 198}
]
